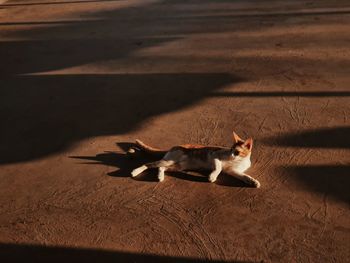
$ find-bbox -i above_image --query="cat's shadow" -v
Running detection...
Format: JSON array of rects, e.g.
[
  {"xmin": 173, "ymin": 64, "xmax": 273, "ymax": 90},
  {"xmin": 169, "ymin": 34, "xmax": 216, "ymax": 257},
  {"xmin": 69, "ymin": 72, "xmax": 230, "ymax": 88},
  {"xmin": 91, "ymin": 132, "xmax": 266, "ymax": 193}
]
[{"xmin": 70, "ymin": 142, "xmax": 248, "ymax": 187}]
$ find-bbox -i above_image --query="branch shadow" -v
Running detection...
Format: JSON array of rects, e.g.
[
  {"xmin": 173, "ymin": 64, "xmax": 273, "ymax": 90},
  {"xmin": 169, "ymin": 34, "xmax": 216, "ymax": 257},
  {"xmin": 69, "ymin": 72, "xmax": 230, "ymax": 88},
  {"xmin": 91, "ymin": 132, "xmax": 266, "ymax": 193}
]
[{"xmin": 0, "ymin": 242, "xmax": 251, "ymax": 263}]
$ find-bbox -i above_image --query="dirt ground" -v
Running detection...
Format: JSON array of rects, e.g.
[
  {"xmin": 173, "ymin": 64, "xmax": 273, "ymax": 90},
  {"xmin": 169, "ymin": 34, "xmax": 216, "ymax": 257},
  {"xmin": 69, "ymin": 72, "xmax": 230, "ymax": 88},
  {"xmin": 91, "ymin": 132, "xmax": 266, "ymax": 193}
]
[{"xmin": 0, "ymin": 0, "xmax": 349, "ymax": 262}]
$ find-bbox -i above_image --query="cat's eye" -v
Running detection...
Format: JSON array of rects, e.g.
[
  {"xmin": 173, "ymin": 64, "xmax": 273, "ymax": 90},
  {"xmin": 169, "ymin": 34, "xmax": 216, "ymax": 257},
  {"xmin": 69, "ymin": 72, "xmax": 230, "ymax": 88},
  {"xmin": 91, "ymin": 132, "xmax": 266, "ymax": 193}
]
[{"xmin": 233, "ymin": 150, "xmax": 240, "ymax": 156}]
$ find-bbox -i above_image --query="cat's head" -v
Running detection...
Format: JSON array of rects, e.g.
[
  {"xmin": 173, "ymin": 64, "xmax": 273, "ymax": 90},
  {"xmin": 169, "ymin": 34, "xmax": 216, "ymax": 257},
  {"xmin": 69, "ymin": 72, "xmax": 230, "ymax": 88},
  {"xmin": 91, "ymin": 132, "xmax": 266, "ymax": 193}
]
[{"xmin": 231, "ymin": 131, "xmax": 253, "ymax": 158}]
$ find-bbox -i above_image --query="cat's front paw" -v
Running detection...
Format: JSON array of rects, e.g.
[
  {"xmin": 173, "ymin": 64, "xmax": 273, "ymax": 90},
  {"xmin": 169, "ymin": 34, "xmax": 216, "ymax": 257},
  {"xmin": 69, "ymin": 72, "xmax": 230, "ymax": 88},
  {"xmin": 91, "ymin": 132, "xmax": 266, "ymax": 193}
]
[
  {"xmin": 158, "ymin": 174, "xmax": 164, "ymax": 182},
  {"xmin": 250, "ymin": 179, "xmax": 260, "ymax": 188},
  {"xmin": 208, "ymin": 174, "xmax": 217, "ymax": 183},
  {"xmin": 242, "ymin": 176, "xmax": 260, "ymax": 188},
  {"xmin": 131, "ymin": 169, "xmax": 139, "ymax": 177}
]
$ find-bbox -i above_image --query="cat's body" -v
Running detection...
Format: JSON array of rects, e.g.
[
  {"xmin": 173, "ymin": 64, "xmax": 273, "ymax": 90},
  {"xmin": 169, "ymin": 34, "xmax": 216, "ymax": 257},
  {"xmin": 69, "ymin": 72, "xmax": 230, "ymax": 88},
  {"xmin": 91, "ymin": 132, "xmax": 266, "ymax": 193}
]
[{"xmin": 130, "ymin": 132, "xmax": 260, "ymax": 188}]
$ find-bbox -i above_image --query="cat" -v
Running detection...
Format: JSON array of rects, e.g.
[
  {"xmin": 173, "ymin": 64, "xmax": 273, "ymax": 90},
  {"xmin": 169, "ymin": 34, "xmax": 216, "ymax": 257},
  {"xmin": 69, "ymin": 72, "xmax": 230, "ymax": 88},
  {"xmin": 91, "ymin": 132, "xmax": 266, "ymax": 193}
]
[{"xmin": 129, "ymin": 131, "xmax": 260, "ymax": 188}]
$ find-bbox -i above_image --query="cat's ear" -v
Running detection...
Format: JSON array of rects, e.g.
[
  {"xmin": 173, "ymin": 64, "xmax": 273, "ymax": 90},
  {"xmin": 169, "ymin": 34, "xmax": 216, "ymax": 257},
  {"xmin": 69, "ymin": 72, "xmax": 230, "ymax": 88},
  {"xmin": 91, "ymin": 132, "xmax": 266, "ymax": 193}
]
[
  {"xmin": 232, "ymin": 131, "xmax": 244, "ymax": 143},
  {"xmin": 244, "ymin": 138, "xmax": 253, "ymax": 151}
]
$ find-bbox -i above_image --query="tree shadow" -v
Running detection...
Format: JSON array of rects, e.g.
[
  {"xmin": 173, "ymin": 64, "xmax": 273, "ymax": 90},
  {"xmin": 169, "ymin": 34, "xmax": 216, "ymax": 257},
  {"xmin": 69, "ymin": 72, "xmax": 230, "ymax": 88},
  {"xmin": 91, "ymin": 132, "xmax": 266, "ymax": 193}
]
[
  {"xmin": 263, "ymin": 126, "xmax": 350, "ymax": 149},
  {"xmin": 71, "ymin": 142, "xmax": 249, "ymax": 187},
  {"xmin": 0, "ymin": 242, "xmax": 252, "ymax": 263}
]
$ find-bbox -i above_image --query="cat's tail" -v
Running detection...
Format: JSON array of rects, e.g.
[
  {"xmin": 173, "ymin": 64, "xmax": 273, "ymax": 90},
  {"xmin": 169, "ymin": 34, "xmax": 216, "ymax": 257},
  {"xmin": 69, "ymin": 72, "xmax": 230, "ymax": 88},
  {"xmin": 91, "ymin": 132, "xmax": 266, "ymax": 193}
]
[{"xmin": 128, "ymin": 139, "xmax": 167, "ymax": 157}]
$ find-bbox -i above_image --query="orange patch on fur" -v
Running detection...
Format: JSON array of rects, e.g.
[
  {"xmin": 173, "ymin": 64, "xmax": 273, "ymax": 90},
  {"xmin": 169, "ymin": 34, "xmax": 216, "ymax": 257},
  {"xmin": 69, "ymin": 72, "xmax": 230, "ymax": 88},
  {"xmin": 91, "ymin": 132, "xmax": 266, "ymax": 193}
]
[
  {"xmin": 235, "ymin": 145, "xmax": 251, "ymax": 157},
  {"xmin": 239, "ymin": 149, "xmax": 250, "ymax": 157},
  {"xmin": 180, "ymin": 144, "xmax": 206, "ymax": 149}
]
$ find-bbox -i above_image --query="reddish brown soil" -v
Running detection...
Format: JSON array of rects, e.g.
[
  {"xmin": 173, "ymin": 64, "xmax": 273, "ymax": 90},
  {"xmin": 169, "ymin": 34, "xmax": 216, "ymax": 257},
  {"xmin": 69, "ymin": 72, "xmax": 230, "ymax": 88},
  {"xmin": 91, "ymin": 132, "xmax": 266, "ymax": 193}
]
[{"xmin": 0, "ymin": 0, "xmax": 349, "ymax": 262}]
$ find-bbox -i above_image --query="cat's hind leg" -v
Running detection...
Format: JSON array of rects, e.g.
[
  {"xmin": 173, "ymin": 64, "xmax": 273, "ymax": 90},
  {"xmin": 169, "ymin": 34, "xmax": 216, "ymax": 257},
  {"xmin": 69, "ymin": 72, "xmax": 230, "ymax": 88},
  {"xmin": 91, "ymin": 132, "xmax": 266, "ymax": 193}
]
[
  {"xmin": 131, "ymin": 160, "xmax": 174, "ymax": 181},
  {"xmin": 157, "ymin": 166, "xmax": 166, "ymax": 182},
  {"xmin": 131, "ymin": 164, "xmax": 148, "ymax": 177}
]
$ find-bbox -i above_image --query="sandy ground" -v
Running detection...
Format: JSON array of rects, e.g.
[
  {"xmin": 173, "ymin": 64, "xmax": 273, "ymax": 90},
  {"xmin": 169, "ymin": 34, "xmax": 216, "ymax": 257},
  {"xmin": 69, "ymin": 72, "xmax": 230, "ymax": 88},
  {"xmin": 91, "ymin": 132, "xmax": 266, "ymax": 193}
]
[{"xmin": 0, "ymin": 0, "xmax": 349, "ymax": 262}]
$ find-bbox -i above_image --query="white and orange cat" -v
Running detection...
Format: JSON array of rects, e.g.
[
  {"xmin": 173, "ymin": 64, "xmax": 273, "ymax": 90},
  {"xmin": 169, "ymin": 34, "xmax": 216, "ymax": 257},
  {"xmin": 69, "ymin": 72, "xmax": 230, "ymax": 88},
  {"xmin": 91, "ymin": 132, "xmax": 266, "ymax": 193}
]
[{"xmin": 130, "ymin": 131, "xmax": 260, "ymax": 188}]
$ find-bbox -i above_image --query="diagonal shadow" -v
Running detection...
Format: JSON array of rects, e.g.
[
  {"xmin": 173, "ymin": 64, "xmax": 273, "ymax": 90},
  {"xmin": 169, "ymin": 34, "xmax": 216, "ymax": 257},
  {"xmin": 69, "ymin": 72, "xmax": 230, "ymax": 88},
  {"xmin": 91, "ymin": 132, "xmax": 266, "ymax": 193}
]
[
  {"xmin": 0, "ymin": 73, "xmax": 237, "ymax": 164},
  {"xmin": 282, "ymin": 165, "xmax": 350, "ymax": 204},
  {"xmin": 212, "ymin": 91, "xmax": 350, "ymax": 97},
  {"xmin": 2, "ymin": 0, "xmax": 350, "ymax": 76},
  {"xmin": 262, "ymin": 126, "xmax": 350, "ymax": 149},
  {"xmin": 2, "ymin": 0, "xmax": 123, "ymax": 7},
  {"xmin": 265, "ymin": 127, "xmax": 350, "ymax": 203},
  {"xmin": 0, "ymin": 242, "xmax": 252, "ymax": 263},
  {"xmin": 0, "ymin": 37, "xmax": 182, "ymax": 76},
  {"xmin": 1, "ymin": 0, "xmax": 349, "ymax": 166}
]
